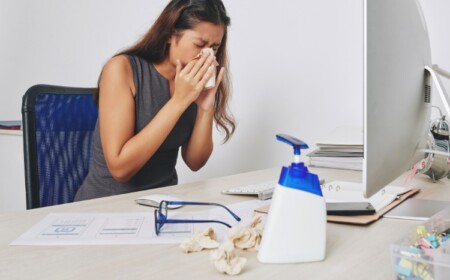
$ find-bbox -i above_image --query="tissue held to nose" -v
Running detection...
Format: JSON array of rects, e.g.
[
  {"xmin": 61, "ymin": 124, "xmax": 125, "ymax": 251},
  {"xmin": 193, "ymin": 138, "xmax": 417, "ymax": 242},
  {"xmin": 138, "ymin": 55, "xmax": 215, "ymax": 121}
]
[{"xmin": 191, "ymin": 48, "xmax": 218, "ymax": 89}]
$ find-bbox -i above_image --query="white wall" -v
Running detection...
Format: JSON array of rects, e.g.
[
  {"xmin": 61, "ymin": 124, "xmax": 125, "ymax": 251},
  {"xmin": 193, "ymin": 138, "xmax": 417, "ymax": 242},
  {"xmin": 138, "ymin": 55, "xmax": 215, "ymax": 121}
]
[
  {"xmin": 0, "ymin": 0, "xmax": 449, "ymax": 193},
  {"xmin": 186, "ymin": 0, "xmax": 364, "ymax": 182}
]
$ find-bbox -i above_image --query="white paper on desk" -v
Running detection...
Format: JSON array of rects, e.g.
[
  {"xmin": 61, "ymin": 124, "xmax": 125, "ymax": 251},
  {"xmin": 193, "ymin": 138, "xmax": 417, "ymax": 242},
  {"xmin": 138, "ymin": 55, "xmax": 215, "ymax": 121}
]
[
  {"xmin": 10, "ymin": 200, "xmax": 271, "ymax": 246},
  {"xmin": 322, "ymin": 181, "xmax": 411, "ymax": 212}
]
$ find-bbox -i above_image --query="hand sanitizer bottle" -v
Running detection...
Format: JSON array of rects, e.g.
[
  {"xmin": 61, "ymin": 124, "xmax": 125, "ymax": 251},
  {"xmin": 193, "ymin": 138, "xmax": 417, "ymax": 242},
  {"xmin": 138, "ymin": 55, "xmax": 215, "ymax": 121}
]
[{"xmin": 258, "ymin": 134, "xmax": 326, "ymax": 263}]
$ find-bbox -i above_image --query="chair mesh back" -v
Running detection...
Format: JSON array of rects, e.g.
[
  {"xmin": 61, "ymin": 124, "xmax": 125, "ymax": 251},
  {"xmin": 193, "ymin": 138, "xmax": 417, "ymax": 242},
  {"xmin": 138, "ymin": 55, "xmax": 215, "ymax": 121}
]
[{"xmin": 34, "ymin": 93, "xmax": 98, "ymax": 207}]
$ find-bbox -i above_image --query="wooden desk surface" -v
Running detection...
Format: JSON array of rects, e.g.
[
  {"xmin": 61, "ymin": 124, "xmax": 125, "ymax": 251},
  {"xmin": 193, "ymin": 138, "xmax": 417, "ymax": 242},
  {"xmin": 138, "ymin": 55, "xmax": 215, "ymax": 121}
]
[{"xmin": 1, "ymin": 167, "xmax": 449, "ymax": 280}]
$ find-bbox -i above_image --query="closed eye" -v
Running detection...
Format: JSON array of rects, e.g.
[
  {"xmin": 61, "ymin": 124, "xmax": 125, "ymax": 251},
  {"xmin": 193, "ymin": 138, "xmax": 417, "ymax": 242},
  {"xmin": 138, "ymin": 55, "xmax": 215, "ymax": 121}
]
[{"xmin": 194, "ymin": 43, "xmax": 206, "ymax": 49}]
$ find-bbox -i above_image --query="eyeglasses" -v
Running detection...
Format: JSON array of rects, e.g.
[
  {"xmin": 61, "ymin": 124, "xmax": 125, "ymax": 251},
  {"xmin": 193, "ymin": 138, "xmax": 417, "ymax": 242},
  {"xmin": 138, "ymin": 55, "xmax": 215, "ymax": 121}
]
[{"xmin": 154, "ymin": 200, "xmax": 241, "ymax": 235}]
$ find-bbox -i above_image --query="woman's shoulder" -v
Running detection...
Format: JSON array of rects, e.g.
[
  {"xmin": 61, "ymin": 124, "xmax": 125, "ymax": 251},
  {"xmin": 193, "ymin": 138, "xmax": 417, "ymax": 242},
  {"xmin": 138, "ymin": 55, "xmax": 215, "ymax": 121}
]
[
  {"xmin": 100, "ymin": 55, "xmax": 135, "ymax": 94},
  {"xmin": 103, "ymin": 55, "xmax": 132, "ymax": 75},
  {"xmin": 106, "ymin": 54, "xmax": 153, "ymax": 74},
  {"xmin": 101, "ymin": 55, "xmax": 135, "ymax": 84}
]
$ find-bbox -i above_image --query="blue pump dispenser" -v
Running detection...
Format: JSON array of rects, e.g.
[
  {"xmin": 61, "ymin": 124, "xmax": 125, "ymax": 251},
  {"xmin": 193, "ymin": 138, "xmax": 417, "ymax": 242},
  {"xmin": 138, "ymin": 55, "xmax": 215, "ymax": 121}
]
[
  {"xmin": 258, "ymin": 134, "xmax": 327, "ymax": 263},
  {"xmin": 276, "ymin": 134, "xmax": 323, "ymax": 197}
]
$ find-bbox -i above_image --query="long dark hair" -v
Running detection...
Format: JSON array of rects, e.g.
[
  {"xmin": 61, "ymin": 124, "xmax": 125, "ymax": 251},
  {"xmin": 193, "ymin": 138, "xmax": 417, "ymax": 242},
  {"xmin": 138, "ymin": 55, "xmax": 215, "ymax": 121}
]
[{"xmin": 96, "ymin": 0, "xmax": 235, "ymax": 142}]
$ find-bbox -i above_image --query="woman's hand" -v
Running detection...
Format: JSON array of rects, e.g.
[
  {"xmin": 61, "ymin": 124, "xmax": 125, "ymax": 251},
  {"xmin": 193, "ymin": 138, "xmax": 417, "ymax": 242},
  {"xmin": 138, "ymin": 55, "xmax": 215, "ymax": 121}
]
[
  {"xmin": 195, "ymin": 66, "xmax": 225, "ymax": 112},
  {"xmin": 173, "ymin": 51, "xmax": 215, "ymax": 108}
]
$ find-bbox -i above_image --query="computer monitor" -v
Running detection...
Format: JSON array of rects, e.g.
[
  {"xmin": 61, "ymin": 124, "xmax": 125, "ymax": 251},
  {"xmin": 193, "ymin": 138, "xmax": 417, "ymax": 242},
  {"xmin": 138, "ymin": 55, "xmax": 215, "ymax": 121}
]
[{"xmin": 363, "ymin": 0, "xmax": 432, "ymax": 198}]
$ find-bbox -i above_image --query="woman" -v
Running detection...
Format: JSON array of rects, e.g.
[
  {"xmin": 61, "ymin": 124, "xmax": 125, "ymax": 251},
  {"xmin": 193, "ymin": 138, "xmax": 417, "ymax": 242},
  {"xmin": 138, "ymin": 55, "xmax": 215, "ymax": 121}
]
[{"xmin": 75, "ymin": 0, "xmax": 235, "ymax": 201}]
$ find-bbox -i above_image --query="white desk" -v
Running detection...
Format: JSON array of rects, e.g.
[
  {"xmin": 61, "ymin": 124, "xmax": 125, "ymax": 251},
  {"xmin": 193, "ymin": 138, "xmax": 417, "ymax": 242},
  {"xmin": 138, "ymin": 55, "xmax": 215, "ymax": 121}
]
[
  {"xmin": 0, "ymin": 167, "xmax": 449, "ymax": 279},
  {"xmin": 0, "ymin": 129, "xmax": 26, "ymax": 213}
]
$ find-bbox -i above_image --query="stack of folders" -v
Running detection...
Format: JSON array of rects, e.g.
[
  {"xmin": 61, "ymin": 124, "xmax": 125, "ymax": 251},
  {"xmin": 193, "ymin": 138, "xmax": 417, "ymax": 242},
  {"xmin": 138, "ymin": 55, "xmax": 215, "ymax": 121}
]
[{"xmin": 307, "ymin": 126, "xmax": 363, "ymax": 171}]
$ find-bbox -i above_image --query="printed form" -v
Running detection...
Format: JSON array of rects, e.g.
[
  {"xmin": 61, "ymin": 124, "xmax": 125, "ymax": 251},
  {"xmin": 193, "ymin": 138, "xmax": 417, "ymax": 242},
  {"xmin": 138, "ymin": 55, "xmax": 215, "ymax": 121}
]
[{"xmin": 11, "ymin": 200, "xmax": 270, "ymax": 246}]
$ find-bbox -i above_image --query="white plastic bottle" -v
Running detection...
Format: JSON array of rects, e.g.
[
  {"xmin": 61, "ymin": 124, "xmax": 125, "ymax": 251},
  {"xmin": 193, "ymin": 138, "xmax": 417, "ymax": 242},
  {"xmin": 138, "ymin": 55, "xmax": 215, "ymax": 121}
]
[{"xmin": 258, "ymin": 134, "xmax": 326, "ymax": 263}]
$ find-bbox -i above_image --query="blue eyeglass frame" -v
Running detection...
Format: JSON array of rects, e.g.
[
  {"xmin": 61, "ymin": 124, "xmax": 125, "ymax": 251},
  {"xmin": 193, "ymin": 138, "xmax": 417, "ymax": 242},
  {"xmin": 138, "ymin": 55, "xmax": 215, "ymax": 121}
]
[{"xmin": 154, "ymin": 200, "xmax": 241, "ymax": 235}]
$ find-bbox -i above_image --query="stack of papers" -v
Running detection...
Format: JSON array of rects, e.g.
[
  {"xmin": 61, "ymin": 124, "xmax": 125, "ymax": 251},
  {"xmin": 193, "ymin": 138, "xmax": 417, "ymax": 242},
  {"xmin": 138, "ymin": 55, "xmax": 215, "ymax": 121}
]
[
  {"xmin": 307, "ymin": 126, "xmax": 363, "ymax": 171},
  {"xmin": 0, "ymin": 120, "xmax": 21, "ymax": 130}
]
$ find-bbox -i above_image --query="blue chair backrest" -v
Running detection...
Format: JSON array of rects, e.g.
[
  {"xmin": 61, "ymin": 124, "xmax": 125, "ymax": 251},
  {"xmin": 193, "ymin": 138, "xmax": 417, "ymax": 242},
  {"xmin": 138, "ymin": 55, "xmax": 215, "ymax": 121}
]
[{"xmin": 22, "ymin": 85, "xmax": 98, "ymax": 209}]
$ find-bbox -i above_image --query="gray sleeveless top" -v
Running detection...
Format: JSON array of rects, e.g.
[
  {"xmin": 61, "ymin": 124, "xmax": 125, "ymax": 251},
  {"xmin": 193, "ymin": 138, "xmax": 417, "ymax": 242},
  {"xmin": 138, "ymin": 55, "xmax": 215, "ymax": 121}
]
[{"xmin": 75, "ymin": 55, "xmax": 197, "ymax": 201}]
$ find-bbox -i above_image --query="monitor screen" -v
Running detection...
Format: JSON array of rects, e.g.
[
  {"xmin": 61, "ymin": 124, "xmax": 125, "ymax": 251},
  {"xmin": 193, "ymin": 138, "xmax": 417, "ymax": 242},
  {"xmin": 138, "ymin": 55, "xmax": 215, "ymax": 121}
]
[{"xmin": 363, "ymin": 0, "xmax": 432, "ymax": 197}]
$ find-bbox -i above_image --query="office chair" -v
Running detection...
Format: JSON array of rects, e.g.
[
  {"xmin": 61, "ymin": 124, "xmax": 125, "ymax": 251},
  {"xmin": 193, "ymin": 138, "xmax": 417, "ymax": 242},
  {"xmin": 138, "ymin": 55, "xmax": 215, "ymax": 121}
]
[{"xmin": 22, "ymin": 84, "xmax": 98, "ymax": 209}]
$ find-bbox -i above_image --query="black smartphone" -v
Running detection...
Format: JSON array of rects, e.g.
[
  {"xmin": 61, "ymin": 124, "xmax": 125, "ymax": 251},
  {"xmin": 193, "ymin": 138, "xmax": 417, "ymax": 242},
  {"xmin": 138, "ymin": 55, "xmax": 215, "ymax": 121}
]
[{"xmin": 326, "ymin": 202, "xmax": 376, "ymax": 216}]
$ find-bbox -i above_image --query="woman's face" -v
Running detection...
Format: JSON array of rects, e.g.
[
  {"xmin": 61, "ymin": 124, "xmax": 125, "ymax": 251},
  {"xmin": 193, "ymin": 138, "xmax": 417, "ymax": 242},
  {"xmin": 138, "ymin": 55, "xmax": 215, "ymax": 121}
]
[{"xmin": 168, "ymin": 21, "xmax": 224, "ymax": 67}]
